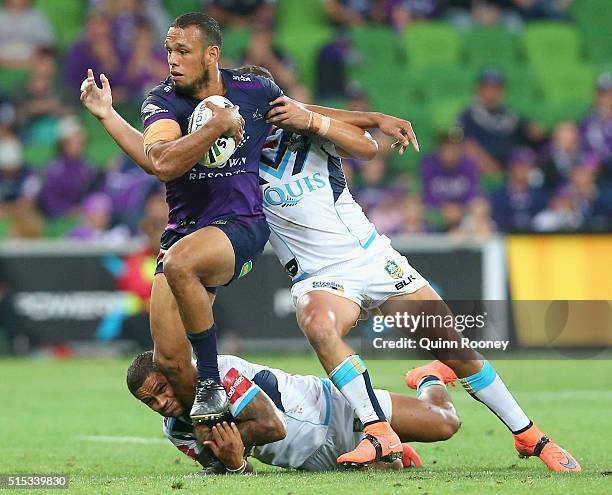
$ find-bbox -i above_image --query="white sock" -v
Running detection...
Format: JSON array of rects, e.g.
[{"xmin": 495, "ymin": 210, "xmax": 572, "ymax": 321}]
[
  {"xmin": 460, "ymin": 360, "xmax": 530, "ymax": 433},
  {"xmin": 329, "ymin": 355, "xmax": 386, "ymax": 425}
]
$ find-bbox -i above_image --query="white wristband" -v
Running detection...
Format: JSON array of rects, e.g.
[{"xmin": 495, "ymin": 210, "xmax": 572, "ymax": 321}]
[{"xmin": 225, "ymin": 460, "xmax": 247, "ymax": 474}]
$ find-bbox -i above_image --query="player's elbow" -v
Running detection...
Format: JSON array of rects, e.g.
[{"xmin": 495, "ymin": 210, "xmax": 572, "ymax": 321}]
[
  {"xmin": 149, "ymin": 147, "xmax": 180, "ymax": 182},
  {"xmin": 353, "ymin": 134, "xmax": 378, "ymax": 161},
  {"xmin": 264, "ymin": 412, "xmax": 287, "ymax": 443}
]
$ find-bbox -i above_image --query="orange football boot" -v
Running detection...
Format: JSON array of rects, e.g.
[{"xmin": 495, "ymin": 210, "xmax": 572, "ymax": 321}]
[
  {"xmin": 402, "ymin": 443, "xmax": 423, "ymax": 468},
  {"xmin": 337, "ymin": 421, "xmax": 403, "ymax": 469},
  {"xmin": 404, "ymin": 361, "xmax": 458, "ymax": 390},
  {"xmin": 514, "ymin": 423, "xmax": 581, "ymax": 472}
]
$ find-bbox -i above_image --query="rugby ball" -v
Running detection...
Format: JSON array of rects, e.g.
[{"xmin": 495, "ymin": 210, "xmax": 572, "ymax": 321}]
[{"xmin": 188, "ymin": 95, "xmax": 237, "ymax": 168}]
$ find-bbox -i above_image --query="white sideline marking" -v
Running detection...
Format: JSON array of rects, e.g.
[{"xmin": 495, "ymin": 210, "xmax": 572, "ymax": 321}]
[{"xmin": 75, "ymin": 435, "xmax": 167, "ymax": 445}]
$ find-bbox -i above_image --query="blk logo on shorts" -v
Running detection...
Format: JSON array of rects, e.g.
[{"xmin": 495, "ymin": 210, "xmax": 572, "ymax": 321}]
[{"xmin": 395, "ymin": 274, "xmax": 416, "ymax": 291}]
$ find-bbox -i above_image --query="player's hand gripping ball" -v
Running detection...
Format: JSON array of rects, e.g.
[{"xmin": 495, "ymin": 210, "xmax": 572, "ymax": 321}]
[{"xmin": 188, "ymin": 95, "xmax": 237, "ymax": 168}]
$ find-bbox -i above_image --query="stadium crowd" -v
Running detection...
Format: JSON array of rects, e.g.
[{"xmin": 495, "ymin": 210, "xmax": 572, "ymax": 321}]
[{"xmin": 0, "ymin": 0, "xmax": 610, "ymax": 242}]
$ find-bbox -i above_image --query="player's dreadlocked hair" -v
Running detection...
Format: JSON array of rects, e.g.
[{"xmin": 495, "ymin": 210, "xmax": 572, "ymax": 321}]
[
  {"xmin": 126, "ymin": 350, "xmax": 157, "ymax": 396},
  {"xmin": 236, "ymin": 65, "xmax": 275, "ymax": 82},
  {"xmin": 170, "ymin": 12, "xmax": 223, "ymax": 49}
]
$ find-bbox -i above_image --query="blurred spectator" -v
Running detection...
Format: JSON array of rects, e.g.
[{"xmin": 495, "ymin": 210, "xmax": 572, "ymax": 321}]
[
  {"xmin": 383, "ymin": 0, "xmax": 443, "ymax": 30},
  {"xmin": 39, "ymin": 117, "xmax": 100, "ymax": 218},
  {"xmin": 354, "ymin": 155, "xmax": 406, "ymax": 234},
  {"xmin": 459, "ymin": 68, "xmax": 545, "ymax": 174},
  {"xmin": 0, "ymin": 0, "xmax": 55, "ymax": 68},
  {"xmin": 456, "ymin": 196, "xmax": 496, "ymax": 240},
  {"xmin": 0, "ymin": 94, "xmax": 17, "ymax": 135},
  {"xmin": 316, "ymin": 31, "xmax": 354, "ymax": 100},
  {"xmin": 64, "ymin": 11, "xmax": 128, "ymax": 102},
  {"xmin": 490, "ymin": 147, "xmax": 547, "ymax": 231},
  {"xmin": 103, "ymin": 156, "xmax": 159, "ymax": 232},
  {"xmin": 0, "ymin": 137, "xmax": 42, "ymax": 238},
  {"xmin": 565, "ymin": 165, "xmax": 611, "ymax": 231},
  {"xmin": 580, "ymin": 73, "xmax": 612, "ymax": 183},
  {"xmin": 15, "ymin": 48, "xmax": 67, "ymax": 130},
  {"xmin": 511, "ymin": 0, "xmax": 572, "ymax": 21},
  {"xmin": 111, "ymin": 189, "xmax": 167, "ymax": 348},
  {"xmin": 203, "ymin": 0, "xmax": 276, "ymax": 28},
  {"xmin": 243, "ymin": 25, "xmax": 309, "ymax": 100},
  {"xmin": 91, "ymin": 0, "xmax": 170, "ymax": 47},
  {"xmin": 541, "ymin": 121, "xmax": 598, "ymax": 191},
  {"xmin": 399, "ymin": 195, "xmax": 431, "ymax": 234},
  {"xmin": 69, "ymin": 192, "xmax": 130, "ymax": 243},
  {"xmin": 421, "ymin": 130, "xmax": 479, "ymax": 211},
  {"xmin": 124, "ymin": 20, "xmax": 168, "ymax": 99},
  {"xmin": 323, "ymin": 0, "xmax": 376, "ymax": 27},
  {"xmin": 531, "ymin": 189, "xmax": 581, "ymax": 232}
]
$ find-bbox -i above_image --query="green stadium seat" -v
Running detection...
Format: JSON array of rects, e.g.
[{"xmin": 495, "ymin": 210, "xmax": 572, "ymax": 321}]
[
  {"xmin": 43, "ymin": 216, "xmax": 80, "ymax": 238},
  {"xmin": 503, "ymin": 64, "xmax": 541, "ymax": 117},
  {"xmin": 570, "ymin": 0, "xmax": 610, "ymax": 30},
  {"xmin": 164, "ymin": 0, "xmax": 202, "ymax": 19},
  {"xmin": 221, "ymin": 28, "xmax": 252, "ymax": 63},
  {"xmin": 536, "ymin": 101, "xmax": 592, "ymax": 129},
  {"xmin": 0, "ymin": 218, "xmax": 11, "ymax": 240},
  {"xmin": 414, "ymin": 65, "xmax": 472, "ymax": 102},
  {"xmin": 536, "ymin": 62, "xmax": 595, "ymax": 107},
  {"xmin": 350, "ymin": 26, "xmax": 402, "ymax": 67},
  {"xmin": 275, "ymin": 25, "xmax": 333, "ymax": 90},
  {"xmin": 463, "ymin": 27, "xmax": 517, "ymax": 70},
  {"xmin": 23, "ymin": 142, "xmax": 56, "ymax": 169},
  {"xmin": 523, "ymin": 22, "xmax": 582, "ymax": 67},
  {"xmin": 81, "ymin": 111, "xmax": 120, "ymax": 168},
  {"xmin": 35, "ymin": 0, "xmax": 86, "ymax": 53},
  {"xmin": 403, "ymin": 23, "xmax": 461, "ymax": 70},
  {"xmin": 276, "ymin": 0, "xmax": 328, "ymax": 32},
  {"xmin": 0, "ymin": 68, "xmax": 30, "ymax": 96}
]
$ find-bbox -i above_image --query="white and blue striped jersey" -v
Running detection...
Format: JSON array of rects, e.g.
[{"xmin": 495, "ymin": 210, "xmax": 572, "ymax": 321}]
[
  {"xmin": 259, "ymin": 129, "xmax": 391, "ymax": 282},
  {"xmin": 163, "ymin": 355, "xmax": 333, "ymax": 469}
]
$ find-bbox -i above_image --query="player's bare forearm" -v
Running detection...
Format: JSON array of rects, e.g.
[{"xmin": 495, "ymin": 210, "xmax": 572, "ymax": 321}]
[
  {"xmin": 100, "ymin": 109, "xmax": 153, "ymax": 174},
  {"xmin": 307, "ymin": 105, "xmax": 419, "ymax": 154},
  {"xmin": 306, "ymin": 105, "xmax": 383, "ymax": 129},
  {"xmin": 147, "ymin": 118, "xmax": 226, "ymax": 182},
  {"xmin": 319, "ymin": 116, "xmax": 378, "ymax": 160}
]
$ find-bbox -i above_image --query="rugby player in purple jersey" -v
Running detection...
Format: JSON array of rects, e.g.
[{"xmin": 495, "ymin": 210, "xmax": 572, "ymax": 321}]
[{"xmin": 83, "ymin": 12, "xmax": 289, "ymax": 424}]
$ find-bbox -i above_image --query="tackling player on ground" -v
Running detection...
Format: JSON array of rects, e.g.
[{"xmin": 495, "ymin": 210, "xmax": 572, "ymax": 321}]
[
  {"xmin": 126, "ymin": 351, "xmax": 460, "ymax": 472},
  {"xmin": 81, "ymin": 62, "xmax": 580, "ymax": 472}
]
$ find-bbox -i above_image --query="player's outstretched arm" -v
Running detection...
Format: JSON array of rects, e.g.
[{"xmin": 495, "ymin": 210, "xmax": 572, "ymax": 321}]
[
  {"xmin": 266, "ymin": 96, "xmax": 378, "ymax": 160},
  {"xmin": 80, "ymin": 69, "xmax": 153, "ymax": 174},
  {"xmin": 146, "ymin": 103, "xmax": 244, "ymax": 182},
  {"xmin": 305, "ymin": 102, "xmax": 420, "ymax": 155}
]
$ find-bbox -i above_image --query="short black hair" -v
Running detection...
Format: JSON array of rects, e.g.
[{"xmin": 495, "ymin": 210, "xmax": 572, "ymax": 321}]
[
  {"xmin": 236, "ymin": 65, "xmax": 274, "ymax": 82},
  {"xmin": 170, "ymin": 12, "xmax": 223, "ymax": 48},
  {"xmin": 126, "ymin": 350, "xmax": 156, "ymax": 396}
]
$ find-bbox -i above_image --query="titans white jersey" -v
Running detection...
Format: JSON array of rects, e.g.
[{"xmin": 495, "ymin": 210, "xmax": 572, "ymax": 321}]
[
  {"xmin": 163, "ymin": 355, "xmax": 333, "ymax": 469},
  {"xmin": 259, "ymin": 129, "xmax": 391, "ymax": 282}
]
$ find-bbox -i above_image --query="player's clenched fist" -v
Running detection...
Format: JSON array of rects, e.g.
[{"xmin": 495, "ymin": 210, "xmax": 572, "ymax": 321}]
[{"xmin": 205, "ymin": 102, "xmax": 245, "ymax": 144}]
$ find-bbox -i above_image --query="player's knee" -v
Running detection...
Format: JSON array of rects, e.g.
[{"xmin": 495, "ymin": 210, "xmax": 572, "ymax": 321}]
[
  {"xmin": 163, "ymin": 250, "xmax": 195, "ymax": 285},
  {"xmin": 300, "ymin": 307, "xmax": 339, "ymax": 350},
  {"xmin": 437, "ymin": 411, "xmax": 461, "ymax": 441}
]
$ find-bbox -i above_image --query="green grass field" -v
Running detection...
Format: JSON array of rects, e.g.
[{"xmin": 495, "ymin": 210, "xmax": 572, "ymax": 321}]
[{"xmin": 2, "ymin": 356, "xmax": 611, "ymax": 494}]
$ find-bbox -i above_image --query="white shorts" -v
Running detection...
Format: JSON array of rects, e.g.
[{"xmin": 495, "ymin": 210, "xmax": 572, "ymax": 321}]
[
  {"xmin": 299, "ymin": 386, "xmax": 392, "ymax": 471},
  {"xmin": 291, "ymin": 247, "xmax": 429, "ymax": 311}
]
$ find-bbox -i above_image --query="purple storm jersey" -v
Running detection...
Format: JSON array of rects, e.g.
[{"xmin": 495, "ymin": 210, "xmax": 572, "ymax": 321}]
[{"xmin": 141, "ymin": 68, "xmax": 283, "ymax": 234}]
